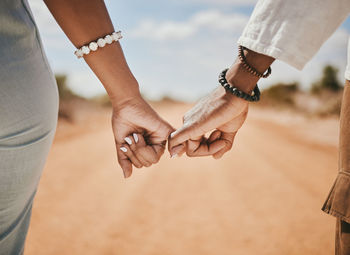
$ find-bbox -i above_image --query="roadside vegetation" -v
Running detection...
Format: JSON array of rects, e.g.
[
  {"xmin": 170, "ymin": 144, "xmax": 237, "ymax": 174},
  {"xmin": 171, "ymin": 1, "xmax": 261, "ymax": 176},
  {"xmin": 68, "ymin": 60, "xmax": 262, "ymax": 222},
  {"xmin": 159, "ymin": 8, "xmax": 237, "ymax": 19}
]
[
  {"xmin": 56, "ymin": 64, "xmax": 344, "ymax": 121},
  {"xmin": 259, "ymin": 65, "xmax": 343, "ymax": 117}
]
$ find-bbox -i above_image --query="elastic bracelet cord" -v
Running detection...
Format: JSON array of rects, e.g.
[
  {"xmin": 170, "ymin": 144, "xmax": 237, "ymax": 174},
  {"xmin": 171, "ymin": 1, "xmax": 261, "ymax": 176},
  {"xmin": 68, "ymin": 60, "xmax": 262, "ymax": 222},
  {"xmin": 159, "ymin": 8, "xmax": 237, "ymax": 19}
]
[
  {"xmin": 238, "ymin": 45, "xmax": 271, "ymax": 78},
  {"xmin": 218, "ymin": 68, "xmax": 260, "ymax": 102},
  {"xmin": 74, "ymin": 31, "xmax": 122, "ymax": 59}
]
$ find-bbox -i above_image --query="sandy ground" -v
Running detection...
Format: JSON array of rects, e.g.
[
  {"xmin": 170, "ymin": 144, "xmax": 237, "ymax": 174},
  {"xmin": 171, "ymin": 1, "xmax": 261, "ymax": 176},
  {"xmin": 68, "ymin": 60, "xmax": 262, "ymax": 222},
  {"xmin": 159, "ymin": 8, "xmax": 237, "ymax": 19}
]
[{"xmin": 25, "ymin": 102, "xmax": 339, "ymax": 255}]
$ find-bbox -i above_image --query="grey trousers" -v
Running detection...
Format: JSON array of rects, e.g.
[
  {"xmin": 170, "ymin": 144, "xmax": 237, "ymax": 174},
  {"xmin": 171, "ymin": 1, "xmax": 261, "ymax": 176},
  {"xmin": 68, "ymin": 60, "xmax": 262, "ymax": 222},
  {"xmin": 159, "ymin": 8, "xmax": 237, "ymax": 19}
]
[{"xmin": 0, "ymin": 0, "xmax": 59, "ymax": 254}]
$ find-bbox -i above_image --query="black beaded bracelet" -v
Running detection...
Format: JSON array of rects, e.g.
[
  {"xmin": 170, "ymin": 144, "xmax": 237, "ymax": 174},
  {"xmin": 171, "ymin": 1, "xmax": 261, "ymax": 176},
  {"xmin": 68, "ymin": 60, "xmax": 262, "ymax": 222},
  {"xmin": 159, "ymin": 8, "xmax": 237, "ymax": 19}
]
[
  {"xmin": 218, "ymin": 68, "xmax": 261, "ymax": 102},
  {"xmin": 238, "ymin": 45, "xmax": 271, "ymax": 78}
]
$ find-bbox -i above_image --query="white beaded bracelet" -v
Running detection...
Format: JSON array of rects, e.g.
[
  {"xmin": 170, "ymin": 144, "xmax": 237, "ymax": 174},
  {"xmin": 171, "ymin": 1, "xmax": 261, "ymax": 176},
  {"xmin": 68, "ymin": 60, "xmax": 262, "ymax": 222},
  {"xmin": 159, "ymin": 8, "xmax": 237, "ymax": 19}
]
[{"xmin": 74, "ymin": 31, "xmax": 122, "ymax": 59}]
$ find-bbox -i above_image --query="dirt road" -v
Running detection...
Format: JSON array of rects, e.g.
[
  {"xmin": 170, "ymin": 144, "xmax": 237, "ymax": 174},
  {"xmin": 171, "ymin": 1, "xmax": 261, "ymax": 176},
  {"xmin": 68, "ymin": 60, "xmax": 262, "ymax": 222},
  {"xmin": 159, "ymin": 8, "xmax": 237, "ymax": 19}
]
[{"xmin": 25, "ymin": 103, "xmax": 339, "ymax": 255}]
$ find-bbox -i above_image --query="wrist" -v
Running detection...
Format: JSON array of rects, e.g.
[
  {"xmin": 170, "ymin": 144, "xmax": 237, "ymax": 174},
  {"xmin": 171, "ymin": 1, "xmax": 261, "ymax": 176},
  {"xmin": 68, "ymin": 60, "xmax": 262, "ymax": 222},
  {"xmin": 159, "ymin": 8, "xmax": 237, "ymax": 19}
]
[
  {"xmin": 82, "ymin": 42, "xmax": 143, "ymax": 106},
  {"xmin": 225, "ymin": 61, "xmax": 259, "ymax": 94},
  {"xmin": 108, "ymin": 80, "xmax": 142, "ymax": 109},
  {"xmin": 226, "ymin": 47, "xmax": 274, "ymax": 94}
]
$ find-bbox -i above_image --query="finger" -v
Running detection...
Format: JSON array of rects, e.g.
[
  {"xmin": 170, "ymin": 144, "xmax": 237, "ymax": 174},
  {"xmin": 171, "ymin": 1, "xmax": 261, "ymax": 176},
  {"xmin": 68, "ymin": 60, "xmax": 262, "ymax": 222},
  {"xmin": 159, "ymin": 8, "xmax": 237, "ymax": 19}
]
[
  {"xmin": 152, "ymin": 143, "xmax": 166, "ymax": 160},
  {"xmin": 208, "ymin": 130, "xmax": 222, "ymax": 143},
  {"xmin": 147, "ymin": 120, "xmax": 175, "ymax": 146},
  {"xmin": 168, "ymin": 125, "xmax": 199, "ymax": 155},
  {"xmin": 130, "ymin": 134, "xmax": 156, "ymax": 167},
  {"xmin": 186, "ymin": 136, "xmax": 204, "ymax": 155},
  {"xmin": 169, "ymin": 143, "xmax": 185, "ymax": 158},
  {"xmin": 187, "ymin": 137, "xmax": 226, "ymax": 157},
  {"xmin": 212, "ymin": 131, "xmax": 236, "ymax": 159},
  {"xmin": 119, "ymin": 144, "xmax": 143, "ymax": 168},
  {"xmin": 124, "ymin": 134, "xmax": 140, "ymax": 151},
  {"xmin": 116, "ymin": 145, "xmax": 133, "ymax": 178},
  {"xmin": 169, "ymin": 107, "xmax": 239, "ymax": 151}
]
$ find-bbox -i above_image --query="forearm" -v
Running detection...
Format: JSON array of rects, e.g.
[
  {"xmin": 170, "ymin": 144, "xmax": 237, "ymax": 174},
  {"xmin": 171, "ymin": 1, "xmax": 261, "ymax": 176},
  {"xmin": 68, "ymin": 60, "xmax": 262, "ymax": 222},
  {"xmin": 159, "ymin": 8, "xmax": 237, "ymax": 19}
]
[
  {"xmin": 44, "ymin": 0, "xmax": 140, "ymax": 105},
  {"xmin": 226, "ymin": 48, "xmax": 275, "ymax": 94},
  {"xmin": 238, "ymin": 0, "xmax": 349, "ymax": 70}
]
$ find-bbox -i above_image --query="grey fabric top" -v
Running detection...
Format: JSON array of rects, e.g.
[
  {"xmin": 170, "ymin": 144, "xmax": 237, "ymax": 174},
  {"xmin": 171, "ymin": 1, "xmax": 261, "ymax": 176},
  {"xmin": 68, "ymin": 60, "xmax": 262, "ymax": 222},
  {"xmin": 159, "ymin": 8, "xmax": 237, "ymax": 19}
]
[{"xmin": 0, "ymin": 0, "xmax": 42, "ymax": 64}]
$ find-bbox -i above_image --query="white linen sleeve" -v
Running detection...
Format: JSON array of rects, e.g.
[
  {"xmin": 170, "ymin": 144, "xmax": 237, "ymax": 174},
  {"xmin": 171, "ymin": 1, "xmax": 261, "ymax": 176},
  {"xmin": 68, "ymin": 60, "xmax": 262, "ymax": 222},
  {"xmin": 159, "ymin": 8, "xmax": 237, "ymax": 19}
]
[{"xmin": 238, "ymin": 0, "xmax": 350, "ymax": 70}]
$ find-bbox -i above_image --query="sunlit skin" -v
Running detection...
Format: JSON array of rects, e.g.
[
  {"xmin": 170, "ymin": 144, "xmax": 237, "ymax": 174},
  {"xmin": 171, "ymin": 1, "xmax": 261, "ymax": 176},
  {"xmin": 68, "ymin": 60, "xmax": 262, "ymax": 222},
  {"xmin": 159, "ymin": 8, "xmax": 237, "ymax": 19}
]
[
  {"xmin": 43, "ymin": 0, "xmax": 275, "ymax": 177},
  {"xmin": 168, "ymin": 50, "xmax": 275, "ymax": 158},
  {"xmin": 44, "ymin": 0, "xmax": 174, "ymax": 178}
]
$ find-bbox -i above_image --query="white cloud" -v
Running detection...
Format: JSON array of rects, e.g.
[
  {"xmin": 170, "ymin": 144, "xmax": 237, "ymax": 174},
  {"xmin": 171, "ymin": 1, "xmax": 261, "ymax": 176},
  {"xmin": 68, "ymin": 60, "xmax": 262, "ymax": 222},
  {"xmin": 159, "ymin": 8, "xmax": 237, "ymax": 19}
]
[
  {"xmin": 26, "ymin": 0, "xmax": 349, "ymax": 102},
  {"xmin": 131, "ymin": 18, "xmax": 349, "ymax": 101},
  {"xmin": 28, "ymin": 0, "xmax": 73, "ymax": 51},
  {"xmin": 28, "ymin": 0, "xmax": 59, "ymax": 36},
  {"xmin": 191, "ymin": 10, "xmax": 248, "ymax": 30},
  {"xmin": 68, "ymin": 70, "xmax": 106, "ymax": 98},
  {"xmin": 130, "ymin": 10, "xmax": 249, "ymax": 41},
  {"xmin": 130, "ymin": 19, "xmax": 196, "ymax": 40}
]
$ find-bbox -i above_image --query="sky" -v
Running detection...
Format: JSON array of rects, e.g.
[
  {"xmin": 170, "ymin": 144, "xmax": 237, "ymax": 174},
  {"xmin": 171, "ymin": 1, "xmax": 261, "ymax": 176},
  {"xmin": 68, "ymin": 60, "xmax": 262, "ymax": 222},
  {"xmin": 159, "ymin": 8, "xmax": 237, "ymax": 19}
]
[{"xmin": 28, "ymin": 0, "xmax": 350, "ymax": 102}]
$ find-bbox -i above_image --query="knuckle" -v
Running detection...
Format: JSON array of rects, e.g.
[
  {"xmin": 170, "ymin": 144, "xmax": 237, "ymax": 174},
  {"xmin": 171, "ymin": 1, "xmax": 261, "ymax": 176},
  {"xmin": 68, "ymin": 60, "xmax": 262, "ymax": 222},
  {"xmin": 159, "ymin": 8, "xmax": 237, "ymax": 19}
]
[
  {"xmin": 213, "ymin": 153, "xmax": 223, "ymax": 159},
  {"xmin": 152, "ymin": 157, "xmax": 160, "ymax": 164},
  {"xmin": 225, "ymin": 140, "xmax": 233, "ymax": 150},
  {"xmin": 135, "ymin": 164, "xmax": 143, "ymax": 169},
  {"xmin": 186, "ymin": 151, "xmax": 195, "ymax": 157}
]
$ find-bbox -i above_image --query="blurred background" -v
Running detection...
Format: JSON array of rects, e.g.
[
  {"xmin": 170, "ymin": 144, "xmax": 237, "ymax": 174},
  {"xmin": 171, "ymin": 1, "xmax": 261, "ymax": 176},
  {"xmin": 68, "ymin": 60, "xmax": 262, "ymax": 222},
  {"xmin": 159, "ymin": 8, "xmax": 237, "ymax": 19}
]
[{"xmin": 25, "ymin": 0, "xmax": 349, "ymax": 254}]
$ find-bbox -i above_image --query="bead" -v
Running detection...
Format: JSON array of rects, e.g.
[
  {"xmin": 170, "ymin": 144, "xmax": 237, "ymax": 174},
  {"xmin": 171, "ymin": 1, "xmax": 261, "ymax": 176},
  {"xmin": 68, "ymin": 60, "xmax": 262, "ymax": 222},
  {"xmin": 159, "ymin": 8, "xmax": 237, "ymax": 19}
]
[
  {"xmin": 74, "ymin": 31, "xmax": 123, "ymax": 59},
  {"xmin": 74, "ymin": 49, "xmax": 83, "ymax": 58},
  {"xmin": 105, "ymin": 35, "xmax": 113, "ymax": 44},
  {"xmin": 97, "ymin": 38, "xmax": 106, "ymax": 47},
  {"xmin": 81, "ymin": 46, "xmax": 90, "ymax": 55},
  {"xmin": 238, "ymin": 45, "xmax": 271, "ymax": 79},
  {"xmin": 89, "ymin": 42, "xmax": 98, "ymax": 51},
  {"xmin": 112, "ymin": 31, "xmax": 122, "ymax": 41},
  {"xmin": 218, "ymin": 68, "xmax": 261, "ymax": 102}
]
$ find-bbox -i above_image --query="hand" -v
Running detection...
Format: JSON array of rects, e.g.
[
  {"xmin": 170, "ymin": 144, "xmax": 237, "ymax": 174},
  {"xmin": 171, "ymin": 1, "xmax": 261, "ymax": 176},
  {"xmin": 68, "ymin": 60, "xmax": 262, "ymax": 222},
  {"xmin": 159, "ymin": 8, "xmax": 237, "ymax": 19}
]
[
  {"xmin": 168, "ymin": 86, "xmax": 248, "ymax": 159},
  {"xmin": 168, "ymin": 49, "xmax": 275, "ymax": 159},
  {"xmin": 112, "ymin": 96, "xmax": 174, "ymax": 178}
]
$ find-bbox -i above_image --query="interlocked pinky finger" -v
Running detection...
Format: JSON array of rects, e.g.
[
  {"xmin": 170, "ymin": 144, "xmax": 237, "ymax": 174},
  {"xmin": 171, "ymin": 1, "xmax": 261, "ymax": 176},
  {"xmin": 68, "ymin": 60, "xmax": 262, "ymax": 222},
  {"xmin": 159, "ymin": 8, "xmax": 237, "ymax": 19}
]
[{"xmin": 119, "ymin": 144, "xmax": 143, "ymax": 168}]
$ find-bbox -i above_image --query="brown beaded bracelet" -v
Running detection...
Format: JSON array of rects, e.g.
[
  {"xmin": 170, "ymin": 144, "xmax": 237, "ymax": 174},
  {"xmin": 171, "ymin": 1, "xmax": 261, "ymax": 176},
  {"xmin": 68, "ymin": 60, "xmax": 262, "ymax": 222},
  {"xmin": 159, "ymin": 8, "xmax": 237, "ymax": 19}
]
[{"xmin": 238, "ymin": 45, "xmax": 271, "ymax": 78}]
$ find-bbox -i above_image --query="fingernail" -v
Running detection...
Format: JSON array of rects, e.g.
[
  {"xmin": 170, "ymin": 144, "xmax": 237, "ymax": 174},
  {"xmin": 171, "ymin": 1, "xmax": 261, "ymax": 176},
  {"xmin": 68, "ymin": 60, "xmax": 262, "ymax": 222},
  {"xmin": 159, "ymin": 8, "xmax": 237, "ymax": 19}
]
[
  {"xmin": 133, "ymin": 133, "xmax": 139, "ymax": 143},
  {"xmin": 120, "ymin": 147, "xmax": 127, "ymax": 152},
  {"xmin": 124, "ymin": 137, "xmax": 132, "ymax": 145},
  {"xmin": 171, "ymin": 153, "xmax": 178, "ymax": 158},
  {"xmin": 170, "ymin": 131, "xmax": 176, "ymax": 138}
]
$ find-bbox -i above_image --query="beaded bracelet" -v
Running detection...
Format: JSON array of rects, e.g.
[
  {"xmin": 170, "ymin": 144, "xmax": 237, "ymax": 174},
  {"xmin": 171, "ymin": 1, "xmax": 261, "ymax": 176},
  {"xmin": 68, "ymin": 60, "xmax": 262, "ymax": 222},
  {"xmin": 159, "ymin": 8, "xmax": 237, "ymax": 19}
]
[
  {"xmin": 238, "ymin": 45, "xmax": 271, "ymax": 78},
  {"xmin": 74, "ymin": 31, "xmax": 122, "ymax": 59},
  {"xmin": 218, "ymin": 68, "xmax": 260, "ymax": 102}
]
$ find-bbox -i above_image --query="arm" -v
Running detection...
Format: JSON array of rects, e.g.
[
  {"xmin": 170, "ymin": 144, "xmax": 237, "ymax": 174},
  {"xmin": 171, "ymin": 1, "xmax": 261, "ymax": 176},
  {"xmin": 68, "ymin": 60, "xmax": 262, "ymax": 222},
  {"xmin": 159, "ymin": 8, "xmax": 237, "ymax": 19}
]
[
  {"xmin": 238, "ymin": 0, "xmax": 350, "ymax": 70},
  {"xmin": 44, "ymin": 0, "xmax": 173, "ymax": 178},
  {"xmin": 169, "ymin": 0, "xmax": 349, "ymax": 158},
  {"xmin": 43, "ymin": 0, "xmax": 138, "ymax": 105}
]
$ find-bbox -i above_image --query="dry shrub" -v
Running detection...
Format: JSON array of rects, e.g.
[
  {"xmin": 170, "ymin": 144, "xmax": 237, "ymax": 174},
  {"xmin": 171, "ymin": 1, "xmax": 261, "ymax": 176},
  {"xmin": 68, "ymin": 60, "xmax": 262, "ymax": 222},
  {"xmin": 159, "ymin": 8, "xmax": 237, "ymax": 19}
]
[
  {"xmin": 259, "ymin": 82, "xmax": 299, "ymax": 108},
  {"xmin": 55, "ymin": 74, "xmax": 83, "ymax": 122}
]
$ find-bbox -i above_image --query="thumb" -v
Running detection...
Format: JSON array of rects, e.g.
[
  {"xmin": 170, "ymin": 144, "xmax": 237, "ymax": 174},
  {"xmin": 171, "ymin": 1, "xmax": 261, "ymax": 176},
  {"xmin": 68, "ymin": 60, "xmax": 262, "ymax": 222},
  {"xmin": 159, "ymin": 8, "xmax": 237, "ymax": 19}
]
[{"xmin": 150, "ymin": 118, "xmax": 175, "ymax": 145}]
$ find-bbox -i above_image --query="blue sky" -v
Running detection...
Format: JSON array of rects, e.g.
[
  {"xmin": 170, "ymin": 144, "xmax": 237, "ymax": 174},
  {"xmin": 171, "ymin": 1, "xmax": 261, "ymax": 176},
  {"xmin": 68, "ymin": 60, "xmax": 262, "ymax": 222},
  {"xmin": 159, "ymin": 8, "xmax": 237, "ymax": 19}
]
[{"xmin": 28, "ymin": 0, "xmax": 350, "ymax": 102}]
